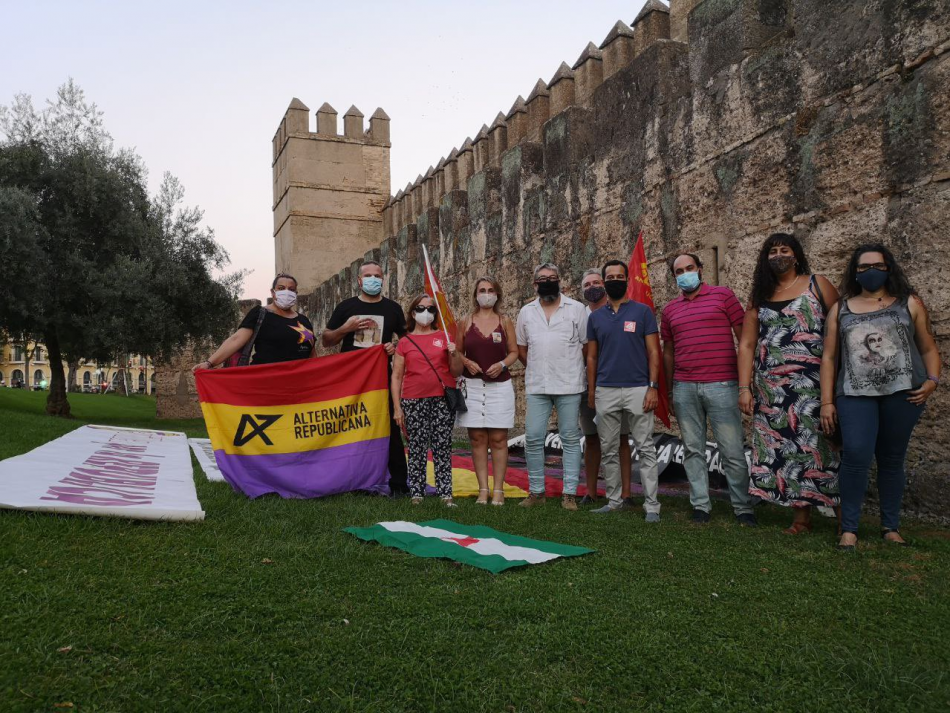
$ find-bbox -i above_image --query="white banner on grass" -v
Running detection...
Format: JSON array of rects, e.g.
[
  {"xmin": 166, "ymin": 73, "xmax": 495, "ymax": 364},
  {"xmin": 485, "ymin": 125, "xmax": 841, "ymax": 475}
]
[
  {"xmin": 188, "ymin": 438, "xmax": 225, "ymax": 482},
  {"xmin": 0, "ymin": 425, "xmax": 204, "ymax": 521}
]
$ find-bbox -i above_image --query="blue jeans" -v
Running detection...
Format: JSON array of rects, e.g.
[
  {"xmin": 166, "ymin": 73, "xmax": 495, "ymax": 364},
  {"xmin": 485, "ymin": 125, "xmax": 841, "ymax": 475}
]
[
  {"xmin": 672, "ymin": 380, "xmax": 753, "ymax": 516},
  {"xmin": 838, "ymin": 391, "xmax": 924, "ymax": 534},
  {"xmin": 525, "ymin": 393, "xmax": 582, "ymax": 495}
]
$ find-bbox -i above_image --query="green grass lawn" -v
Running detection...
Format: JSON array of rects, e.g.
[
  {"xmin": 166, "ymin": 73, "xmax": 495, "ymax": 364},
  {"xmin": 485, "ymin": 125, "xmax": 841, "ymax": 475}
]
[{"xmin": 1, "ymin": 390, "xmax": 949, "ymax": 712}]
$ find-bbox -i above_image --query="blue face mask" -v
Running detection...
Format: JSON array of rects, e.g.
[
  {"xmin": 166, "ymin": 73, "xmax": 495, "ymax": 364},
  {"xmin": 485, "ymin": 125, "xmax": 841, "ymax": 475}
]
[
  {"xmin": 856, "ymin": 268, "xmax": 888, "ymax": 293},
  {"xmin": 676, "ymin": 271, "xmax": 701, "ymax": 292},
  {"xmin": 361, "ymin": 276, "xmax": 383, "ymax": 296}
]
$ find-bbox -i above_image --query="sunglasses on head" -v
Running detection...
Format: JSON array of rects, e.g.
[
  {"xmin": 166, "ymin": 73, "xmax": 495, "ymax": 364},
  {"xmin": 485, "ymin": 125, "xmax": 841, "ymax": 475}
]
[{"xmin": 414, "ymin": 305, "xmax": 437, "ymax": 314}]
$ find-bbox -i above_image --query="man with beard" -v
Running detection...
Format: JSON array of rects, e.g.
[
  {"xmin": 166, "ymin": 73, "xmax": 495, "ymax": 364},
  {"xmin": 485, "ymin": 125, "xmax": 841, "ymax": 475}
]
[
  {"xmin": 323, "ymin": 261, "xmax": 409, "ymax": 497},
  {"xmin": 515, "ymin": 263, "xmax": 589, "ymax": 510},
  {"xmin": 586, "ymin": 260, "xmax": 662, "ymax": 520},
  {"xmin": 662, "ymin": 253, "xmax": 756, "ymax": 526}
]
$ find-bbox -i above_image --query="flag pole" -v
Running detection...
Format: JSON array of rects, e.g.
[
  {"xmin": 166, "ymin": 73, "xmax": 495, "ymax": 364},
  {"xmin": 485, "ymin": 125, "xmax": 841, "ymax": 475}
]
[{"xmin": 422, "ymin": 244, "xmax": 452, "ymax": 344}]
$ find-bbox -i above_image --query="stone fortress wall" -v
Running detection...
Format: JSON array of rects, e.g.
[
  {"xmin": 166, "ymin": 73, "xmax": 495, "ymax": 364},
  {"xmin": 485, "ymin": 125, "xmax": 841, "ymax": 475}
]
[{"xmin": 284, "ymin": 0, "xmax": 950, "ymax": 517}]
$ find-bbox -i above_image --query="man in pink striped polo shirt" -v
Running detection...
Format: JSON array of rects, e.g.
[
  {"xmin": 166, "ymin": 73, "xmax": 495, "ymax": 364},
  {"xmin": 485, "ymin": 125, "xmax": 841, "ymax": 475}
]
[{"xmin": 661, "ymin": 253, "xmax": 757, "ymax": 526}]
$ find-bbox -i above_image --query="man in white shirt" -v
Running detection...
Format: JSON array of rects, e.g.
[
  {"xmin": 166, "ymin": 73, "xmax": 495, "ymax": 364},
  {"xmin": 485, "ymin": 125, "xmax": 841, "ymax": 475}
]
[{"xmin": 516, "ymin": 263, "xmax": 589, "ymax": 510}]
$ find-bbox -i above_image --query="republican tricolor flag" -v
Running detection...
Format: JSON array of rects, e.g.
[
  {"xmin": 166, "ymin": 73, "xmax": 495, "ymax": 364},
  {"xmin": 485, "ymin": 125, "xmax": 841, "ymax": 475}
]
[
  {"xmin": 345, "ymin": 519, "xmax": 594, "ymax": 573},
  {"xmin": 195, "ymin": 347, "xmax": 391, "ymax": 499}
]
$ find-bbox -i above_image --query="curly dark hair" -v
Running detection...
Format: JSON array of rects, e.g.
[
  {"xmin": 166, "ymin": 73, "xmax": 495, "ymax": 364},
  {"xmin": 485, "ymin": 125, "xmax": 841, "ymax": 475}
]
[
  {"xmin": 839, "ymin": 243, "xmax": 916, "ymax": 299},
  {"xmin": 749, "ymin": 233, "xmax": 810, "ymax": 308}
]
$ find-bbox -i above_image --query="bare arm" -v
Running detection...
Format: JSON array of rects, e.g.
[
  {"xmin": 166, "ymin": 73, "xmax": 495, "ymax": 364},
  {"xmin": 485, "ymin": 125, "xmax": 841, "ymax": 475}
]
[
  {"xmin": 518, "ymin": 345, "xmax": 528, "ymax": 366},
  {"xmin": 484, "ymin": 316, "xmax": 519, "ymax": 379},
  {"xmin": 907, "ymin": 296, "xmax": 941, "ymax": 405},
  {"xmin": 819, "ymin": 302, "xmax": 840, "ymax": 433},
  {"xmin": 586, "ymin": 340, "xmax": 598, "ymax": 409},
  {"xmin": 643, "ymin": 333, "xmax": 660, "ymax": 411},
  {"xmin": 193, "ymin": 327, "xmax": 253, "ymax": 371},
  {"xmin": 321, "ymin": 315, "xmax": 367, "ymax": 348},
  {"xmin": 391, "ymin": 353, "xmax": 407, "ymax": 432},
  {"xmin": 814, "ymin": 274, "xmax": 840, "ymax": 311},
  {"xmin": 737, "ymin": 308, "xmax": 760, "ymax": 415},
  {"xmin": 447, "ymin": 342, "xmax": 464, "ymax": 378}
]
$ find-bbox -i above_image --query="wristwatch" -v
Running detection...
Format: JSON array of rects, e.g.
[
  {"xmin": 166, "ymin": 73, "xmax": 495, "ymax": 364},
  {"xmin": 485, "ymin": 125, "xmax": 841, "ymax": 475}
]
[
  {"xmin": 648, "ymin": 381, "xmax": 660, "ymax": 389},
  {"xmin": 500, "ymin": 362, "xmax": 508, "ymax": 371}
]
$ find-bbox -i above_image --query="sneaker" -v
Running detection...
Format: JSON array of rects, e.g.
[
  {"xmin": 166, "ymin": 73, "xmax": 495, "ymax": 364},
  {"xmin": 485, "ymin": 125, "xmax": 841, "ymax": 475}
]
[
  {"xmin": 578, "ymin": 494, "xmax": 597, "ymax": 506},
  {"xmin": 591, "ymin": 504, "xmax": 622, "ymax": 514},
  {"xmin": 645, "ymin": 512, "xmax": 661, "ymax": 523},
  {"xmin": 736, "ymin": 513, "xmax": 758, "ymax": 527},
  {"xmin": 519, "ymin": 493, "xmax": 546, "ymax": 508},
  {"xmin": 619, "ymin": 496, "xmax": 638, "ymax": 511},
  {"xmin": 561, "ymin": 495, "xmax": 578, "ymax": 511},
  {"xmin": 691, "ymin": 509, "xmax": 711, "ymax": 524}
]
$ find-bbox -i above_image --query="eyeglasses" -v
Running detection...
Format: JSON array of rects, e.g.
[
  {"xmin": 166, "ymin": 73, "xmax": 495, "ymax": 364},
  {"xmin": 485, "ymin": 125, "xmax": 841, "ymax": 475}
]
[
  {"xmin": 413, "ymin": 306, "xmax": 437, "ymax": 314},
  {"xmin": 535, "ymin": 277, "xmax": 559, "ymax": 283},
  {"xmin": 856, "ymin": 262, "xmax": 888, "ymax": 273}
]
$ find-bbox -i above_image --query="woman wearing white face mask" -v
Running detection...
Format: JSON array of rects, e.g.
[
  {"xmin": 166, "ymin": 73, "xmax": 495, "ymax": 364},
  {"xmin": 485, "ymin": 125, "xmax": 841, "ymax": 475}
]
[
  {"xmin": 391, "ymin": 294, "xmax": 464, "ymax": 506},
  {"xmin": 456, "ymin": 277, "xmax": 519, "ymax": 505},
  {"xmin": 193, "ymin": 273, "xmax": 316, "ymax": 371}
]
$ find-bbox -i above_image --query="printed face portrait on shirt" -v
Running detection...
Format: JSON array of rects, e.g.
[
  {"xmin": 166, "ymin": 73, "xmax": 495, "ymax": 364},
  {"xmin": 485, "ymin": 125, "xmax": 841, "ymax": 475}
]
[{"xmin": 845, "ymin": 314, "xmax": 911, "ymax": 389}]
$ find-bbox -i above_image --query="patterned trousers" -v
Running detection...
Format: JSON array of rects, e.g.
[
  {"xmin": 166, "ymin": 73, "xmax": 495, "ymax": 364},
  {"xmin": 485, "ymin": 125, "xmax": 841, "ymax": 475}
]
[{"xmin": 401, "ymin": 396, "xmax": 455, "ymax": 498}]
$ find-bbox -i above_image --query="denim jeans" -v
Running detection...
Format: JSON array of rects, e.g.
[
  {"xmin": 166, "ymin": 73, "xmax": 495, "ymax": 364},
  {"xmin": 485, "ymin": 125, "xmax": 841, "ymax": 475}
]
[
  {"xmin": 838, "ymin": 391, "xmax": 924, "ymax": 533},
  {"xmin": 525, "ymin": 393, "xmax": 582, "ymax": 495},
  {"xmin": 672, "ymin": 380, "xmax": 753, "ymax": 516}
]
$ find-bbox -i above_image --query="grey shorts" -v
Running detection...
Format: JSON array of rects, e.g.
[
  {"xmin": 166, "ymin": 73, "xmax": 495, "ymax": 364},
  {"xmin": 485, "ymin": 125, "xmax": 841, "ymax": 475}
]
[{"xmin": 579, "ymin": 391, "xmax": 630, "ymax": 437}]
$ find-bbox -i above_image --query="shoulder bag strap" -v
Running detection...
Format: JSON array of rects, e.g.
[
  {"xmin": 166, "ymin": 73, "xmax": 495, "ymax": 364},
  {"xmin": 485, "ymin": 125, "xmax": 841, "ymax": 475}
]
[
  {"xmin": 238, "ymin": 306, "xmax": 268, "ymax": 367},
  {"xmin": 403, "ymin": 335, "xmax": 449, "ymax": 391},
  {"xmin": 809, "ymin": 275, "xmax": 828, "ymax": 314}
]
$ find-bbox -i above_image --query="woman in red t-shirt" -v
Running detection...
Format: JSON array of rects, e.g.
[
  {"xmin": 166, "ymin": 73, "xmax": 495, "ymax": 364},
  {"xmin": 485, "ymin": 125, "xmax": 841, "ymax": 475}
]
[{"xmin": 392, "ymin": 294, "xmax": 464, "ymax": 505}]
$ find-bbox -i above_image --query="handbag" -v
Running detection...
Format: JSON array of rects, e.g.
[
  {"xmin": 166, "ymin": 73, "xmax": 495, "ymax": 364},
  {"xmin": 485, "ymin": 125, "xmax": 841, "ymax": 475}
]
[
  {"xmin": 404, "ymin": 335, "xmax": 468, "ymax": 414},
  {"xmin": 225, "ymin": 306, "xmax": 267, "ymax": 367}
]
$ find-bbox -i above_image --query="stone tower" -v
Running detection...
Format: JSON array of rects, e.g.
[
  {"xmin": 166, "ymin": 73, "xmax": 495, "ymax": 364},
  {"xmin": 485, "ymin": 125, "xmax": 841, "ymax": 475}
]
[{"xmin": 271, "ymin": 98, "xmax": 391, "ymax": 292}]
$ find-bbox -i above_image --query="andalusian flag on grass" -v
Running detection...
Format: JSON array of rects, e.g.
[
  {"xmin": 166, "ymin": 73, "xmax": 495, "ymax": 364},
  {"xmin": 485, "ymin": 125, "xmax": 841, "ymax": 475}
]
[{"xmin": 344, "ymin": 519, "xmax": 594, "ymax": 573}]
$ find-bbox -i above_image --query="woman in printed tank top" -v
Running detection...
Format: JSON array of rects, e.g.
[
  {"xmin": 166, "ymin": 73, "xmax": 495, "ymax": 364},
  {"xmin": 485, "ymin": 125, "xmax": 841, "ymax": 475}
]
[
  {"xmin": 456, "ymin": 277, "xmax": 519, "ymax": 505},
  {"xmin": 821, "ymin": 245, "xmax": 941, "ymax": 551}
]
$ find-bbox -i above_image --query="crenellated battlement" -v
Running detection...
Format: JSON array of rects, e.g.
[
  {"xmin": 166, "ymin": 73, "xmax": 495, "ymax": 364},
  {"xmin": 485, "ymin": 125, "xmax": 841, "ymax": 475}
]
[
  {"xmin": 271, "ymin": 98, "xmax": 391, "ymax": 289},
  {"xmin": 381, "ymin": 1, "xmax": 673, "ymax": 238}
]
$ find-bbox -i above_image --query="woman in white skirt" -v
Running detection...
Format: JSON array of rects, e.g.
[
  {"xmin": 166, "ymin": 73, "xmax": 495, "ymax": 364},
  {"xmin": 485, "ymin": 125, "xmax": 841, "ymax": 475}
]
[{"xmin": 456, "ymin": 277, "xmax": 519, "ymax": 505}]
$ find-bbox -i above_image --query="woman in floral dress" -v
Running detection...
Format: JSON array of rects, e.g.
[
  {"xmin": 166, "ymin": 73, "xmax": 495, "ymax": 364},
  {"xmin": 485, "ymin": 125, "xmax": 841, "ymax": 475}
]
[{"xmin": 738, "ymin": 233, "xmax": 840, "ymax": 534}]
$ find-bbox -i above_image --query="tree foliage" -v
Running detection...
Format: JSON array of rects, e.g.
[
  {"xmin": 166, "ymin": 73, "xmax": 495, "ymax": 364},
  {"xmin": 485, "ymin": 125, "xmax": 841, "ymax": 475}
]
[{"xmin": 0, "ymin": 79, "xmax": 241, "ymax": 416}]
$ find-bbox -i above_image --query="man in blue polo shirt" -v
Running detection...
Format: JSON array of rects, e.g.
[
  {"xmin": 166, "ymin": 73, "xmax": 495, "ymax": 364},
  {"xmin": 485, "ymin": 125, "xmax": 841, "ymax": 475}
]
[{"xmin": 586, "ymin": 259, "xmax": 662, "ymax": 519}]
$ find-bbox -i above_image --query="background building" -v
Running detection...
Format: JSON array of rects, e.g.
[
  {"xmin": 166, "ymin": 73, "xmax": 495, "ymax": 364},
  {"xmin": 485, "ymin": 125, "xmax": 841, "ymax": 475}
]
[{"xmin": 0, "ymin": 340, "xmax": 156, "ymax": 394}]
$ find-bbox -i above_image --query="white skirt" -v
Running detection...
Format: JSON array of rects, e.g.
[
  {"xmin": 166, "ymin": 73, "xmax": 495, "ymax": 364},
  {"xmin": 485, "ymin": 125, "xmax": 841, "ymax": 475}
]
[{"xmin": 456, "ymin": 377, "xmax": 515, "ymax": 429}]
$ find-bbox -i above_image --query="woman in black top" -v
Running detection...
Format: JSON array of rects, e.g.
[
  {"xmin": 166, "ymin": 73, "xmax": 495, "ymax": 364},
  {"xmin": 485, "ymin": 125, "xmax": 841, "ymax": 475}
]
[{"xmin": 193, "ymin": 273, "xmax": 316, "ymax": 370}]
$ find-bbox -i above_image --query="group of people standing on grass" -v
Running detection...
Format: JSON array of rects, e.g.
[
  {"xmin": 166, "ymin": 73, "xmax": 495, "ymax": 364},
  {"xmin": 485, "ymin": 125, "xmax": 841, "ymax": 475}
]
[{"xmin": 196, "ymin": 234, "xmax": 941, "ymax": 550}]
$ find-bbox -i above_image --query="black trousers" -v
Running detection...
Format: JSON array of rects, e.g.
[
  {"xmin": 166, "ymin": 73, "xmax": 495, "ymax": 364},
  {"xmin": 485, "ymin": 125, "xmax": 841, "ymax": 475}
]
[{"xmin": 387, "ymin": 393, "xmax": 409, "ymax": 492}]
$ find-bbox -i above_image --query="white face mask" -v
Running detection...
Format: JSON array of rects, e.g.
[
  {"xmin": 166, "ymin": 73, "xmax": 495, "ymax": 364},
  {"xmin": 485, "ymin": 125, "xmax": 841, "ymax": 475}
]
[
  {"xmin": 274, "ymin": 289, "xmax": 296, "ymax": 310},
  {"xmin": 477, "ymin": 293, "xmax": 497, "ymax": 308},
  {"xmin": 415, "ymin": 310, "xmax": 435, "ymax": 326}
]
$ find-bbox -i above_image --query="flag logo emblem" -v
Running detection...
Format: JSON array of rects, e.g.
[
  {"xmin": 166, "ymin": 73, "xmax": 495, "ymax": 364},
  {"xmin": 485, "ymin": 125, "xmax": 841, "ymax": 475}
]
[
  {"xmin": 624, "ymin": 321, "xmax": 636, "ymax": 333},
  {"xmin": 233, "ymin": 414, "xmax": 282, "ymax": 447}
]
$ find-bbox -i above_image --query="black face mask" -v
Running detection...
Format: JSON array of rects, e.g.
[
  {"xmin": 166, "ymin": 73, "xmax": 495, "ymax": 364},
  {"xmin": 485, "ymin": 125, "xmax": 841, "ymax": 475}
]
[
  {"xmin": 604, "ymin": 280, "xmax": 628, "ymax": 299},
  {"xmin": 536, "ymin": 281, "xmax": 560, "ymax": 298},
  {"xmin": 583, "ymin": 285, "xmax": 606, "ymax": 303}
]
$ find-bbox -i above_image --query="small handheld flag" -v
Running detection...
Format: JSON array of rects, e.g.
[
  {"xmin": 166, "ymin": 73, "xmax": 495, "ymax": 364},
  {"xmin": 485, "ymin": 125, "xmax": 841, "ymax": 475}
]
[
  {"xmin": 422, "ymin": 245, "xmax": 457, "ymax": 344},
  {"xmin": 626, "ymin": 231, "xmax": 671, "ymax": 428}
]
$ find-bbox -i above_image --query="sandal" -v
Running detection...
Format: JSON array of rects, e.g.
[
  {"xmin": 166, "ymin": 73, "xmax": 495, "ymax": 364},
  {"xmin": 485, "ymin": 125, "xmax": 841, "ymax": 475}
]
[
  {"xmin": 783, "ymin": 521, "xmax": 813, "ymax": 535},
  {"xmin": 836, "ymin": 532, "xmax": 857, "ymax": 552},
  {"xmin": 442, "ymin": 497, "xmax": 458, "ymax": 509},
  {"xmin": 491, "ymin": 489, "xmax": 505, "ymax": 507},
  {"xmin": 411, "ymin": 497, "xmax": 424, "ymax": 505},
  {"xmin": 476, "ymin": 488, "xmax": 490, "ymax": 505},
  {"xmin": 881, "ymin": 528, "xmax": 910, "ymax": 547}
]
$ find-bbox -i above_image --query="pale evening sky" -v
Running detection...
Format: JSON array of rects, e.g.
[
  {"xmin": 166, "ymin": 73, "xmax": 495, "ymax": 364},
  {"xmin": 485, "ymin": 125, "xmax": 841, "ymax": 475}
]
[{"xmin": 1, "ymin": 0, "xmax": 651, "ymax": 302}]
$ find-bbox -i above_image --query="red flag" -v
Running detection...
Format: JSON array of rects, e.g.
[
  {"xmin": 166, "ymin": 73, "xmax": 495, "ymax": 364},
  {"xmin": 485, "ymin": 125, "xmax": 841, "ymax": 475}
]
[
  {"xmin": 422, "ymin": 245, "xmax": 457, "ymax": 343},
  {"xmin": 626, "ymin": 231, "xmax": 671, "ymax": 428}
]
